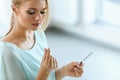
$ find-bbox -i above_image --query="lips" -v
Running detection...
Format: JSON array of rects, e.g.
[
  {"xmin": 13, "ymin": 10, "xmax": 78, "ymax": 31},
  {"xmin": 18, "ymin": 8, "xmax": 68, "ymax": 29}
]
[{"xmin": 32, "ymin": 23, "xmax": 40, "ymax": 27}]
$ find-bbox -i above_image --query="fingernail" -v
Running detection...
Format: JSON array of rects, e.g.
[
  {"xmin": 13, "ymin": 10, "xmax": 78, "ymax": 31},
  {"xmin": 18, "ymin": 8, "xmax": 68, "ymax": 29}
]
[{"xmin": 79, "ymin": 62, "xmax": 82, "ymax": 66}]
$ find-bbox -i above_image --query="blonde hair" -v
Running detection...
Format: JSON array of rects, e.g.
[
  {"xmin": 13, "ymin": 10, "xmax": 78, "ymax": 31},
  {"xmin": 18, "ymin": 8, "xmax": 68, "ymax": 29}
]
[{"xmin": 6, "ymin": 0, "xmax": 50, "ymax": 35}]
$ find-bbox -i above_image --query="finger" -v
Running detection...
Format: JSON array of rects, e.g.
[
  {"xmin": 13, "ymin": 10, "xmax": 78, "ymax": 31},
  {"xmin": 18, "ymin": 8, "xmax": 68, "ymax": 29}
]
[
  {"xmin": 55, "ymin": 58, "xmax": 58, "ymax": 68},
  {"xmin": 43, "ymin": 48, "xmax": 47, "ymax": 60},
  {"xmin": 76, "ymin": 64, "xmax": 83, "ymax": 73},
  {"xmin": 76, "ymin": 68, "xmax": 83, "ymax": 75},
  {"xmin": 45, "ymin": 48, "xmax": 50, "ymax": 62},
  {"xmin": 71, "ymin": 62, "xmax": 79, "ymax": 67},
  {"xmin": 45, "ymin": 49, "xmax": 49, "ymax": 61},
  {"xmin": 74, "ymin": 68, "xmax": 83, "ymax": 77},
  {"xmin": 75, "ymin": 62, "xmax": 83, "ymax": 69},
  {"xmin": 75, "ymin": 66, "xmax": 83, "ymax": 77},
  {"xmin": 49, "ymin": 55, "xmax": 53, "ymax": 68},
  {"xmin": 47, "ymin": 48, "xmax": 51, "ymax": 55},
  {"xmin": 74, "ymin": 68, "xmax": 80, "ymax": 77},
  {"xmin": 47, "ymin": 48, "xmax": 51, "ymax": 61},
  {"xmin": 53, "ymin": 57, "xmax": 57, "ymax": 69},
  {"xmin": 51, "ymin": 56, "xmax": 54, "ymax": 69},
  {"xmin": 52, "ymin": 57, "xmax": 55, "ymax": 69}
]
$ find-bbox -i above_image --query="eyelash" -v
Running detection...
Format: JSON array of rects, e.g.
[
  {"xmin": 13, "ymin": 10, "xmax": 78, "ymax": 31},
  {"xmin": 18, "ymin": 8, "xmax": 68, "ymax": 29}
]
[
  {"xmin": 40, "ymin": 11, "xmax": 45, "ymax": 14},
  {"xmin": 27, "ymin": 10, "xmax": 46, "ymax": 15}
]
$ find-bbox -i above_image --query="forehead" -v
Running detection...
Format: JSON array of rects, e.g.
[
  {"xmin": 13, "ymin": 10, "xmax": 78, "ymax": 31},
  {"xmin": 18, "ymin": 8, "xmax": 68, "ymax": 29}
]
[{"xmin": 20, "ymin": 0, "xmax": 46, "ymax": 9}]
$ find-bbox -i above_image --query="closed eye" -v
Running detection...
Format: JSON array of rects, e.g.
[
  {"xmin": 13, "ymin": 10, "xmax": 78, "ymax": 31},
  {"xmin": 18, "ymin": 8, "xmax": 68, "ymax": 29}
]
[
  {"xmin": 40, "ymin": 11, "xmax": 46, "ymax": 14},
  {"xmin": 27, "ymin": 10, "xmax": 35, "ymax": 15},
  {"xmin": 40, "ymin": 8, "xmax": 47, "ymax": 14}
]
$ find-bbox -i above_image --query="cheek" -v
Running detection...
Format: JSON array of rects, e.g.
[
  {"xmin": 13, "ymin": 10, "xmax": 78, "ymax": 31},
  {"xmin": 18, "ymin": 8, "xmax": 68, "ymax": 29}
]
[{"xmin": 18, "ymin": 13, "xmax": 32, "ymax": 26}]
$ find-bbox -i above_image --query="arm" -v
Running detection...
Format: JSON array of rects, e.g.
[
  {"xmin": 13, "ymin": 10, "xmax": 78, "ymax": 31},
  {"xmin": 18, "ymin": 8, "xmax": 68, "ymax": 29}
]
[
  {"xmin": 36, "ymin": 69, "xmax": 49, "ymax": 80},
  {"xmin": 55, "ymin": 67, "xmax": 65, "ymax": 80}
]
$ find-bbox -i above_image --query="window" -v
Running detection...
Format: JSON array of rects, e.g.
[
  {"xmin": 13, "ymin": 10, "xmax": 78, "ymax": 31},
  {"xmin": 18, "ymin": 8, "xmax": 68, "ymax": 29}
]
[
  {"xmin": 0, "ymin": 0, "xmax": 11, "ymax": 27},
  {"xmin": 97, "ymin": 0, "xmax": 120, "ymax": 26},
  {"xmin": 49, "ymin": 0, "xmax": 79, "ymax": 26}
]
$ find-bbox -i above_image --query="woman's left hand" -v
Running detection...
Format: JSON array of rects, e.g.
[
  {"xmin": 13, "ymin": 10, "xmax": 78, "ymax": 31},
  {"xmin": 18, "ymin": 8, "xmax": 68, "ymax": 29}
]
[{"xmin": 62, "ymin": 62, "xmax": 83, "ymax": 78}]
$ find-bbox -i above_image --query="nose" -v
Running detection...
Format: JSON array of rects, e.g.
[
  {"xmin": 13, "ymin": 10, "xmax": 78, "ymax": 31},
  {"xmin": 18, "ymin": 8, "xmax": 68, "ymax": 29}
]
[{"xmin": 35, "ymin": 13, "xmax": 42, "ymax": 21}]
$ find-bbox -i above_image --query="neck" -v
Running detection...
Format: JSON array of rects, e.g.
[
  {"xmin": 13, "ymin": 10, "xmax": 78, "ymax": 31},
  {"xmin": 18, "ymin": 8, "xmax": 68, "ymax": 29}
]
[
  {"xmin": 2, "ymin": 24, "xmax": 35, "ymax": 50},
  {"xmin": 10, "ymin": 24, "xmax": 34, "ymax": 40}
]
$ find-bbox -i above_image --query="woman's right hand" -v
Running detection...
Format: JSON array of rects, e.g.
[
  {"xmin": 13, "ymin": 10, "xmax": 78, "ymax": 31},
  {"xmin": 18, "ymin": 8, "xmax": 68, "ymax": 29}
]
[{"xmin": 36, "ymin": 48, "xmax": 58, "ymax": 80}]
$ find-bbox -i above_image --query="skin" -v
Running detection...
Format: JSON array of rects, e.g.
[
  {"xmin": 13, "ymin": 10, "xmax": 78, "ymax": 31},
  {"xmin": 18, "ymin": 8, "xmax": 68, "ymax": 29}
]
[
  {"xmin": 1, "ymin": 0, "xmax": 83, "ymax": 80},
  {"xmin": 37, "ymin": 48, "xmax": 58, "ymax": 80},
  {"xmin": 56, "ymin": 62, "xmax": 83, "ymax": 80}
]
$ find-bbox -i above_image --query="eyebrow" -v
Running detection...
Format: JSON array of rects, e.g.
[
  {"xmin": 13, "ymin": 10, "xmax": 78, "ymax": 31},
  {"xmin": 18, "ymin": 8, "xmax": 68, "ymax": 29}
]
[{"xmin": 27, "ymin": 7, "xmax": 47, "ymax": 10}]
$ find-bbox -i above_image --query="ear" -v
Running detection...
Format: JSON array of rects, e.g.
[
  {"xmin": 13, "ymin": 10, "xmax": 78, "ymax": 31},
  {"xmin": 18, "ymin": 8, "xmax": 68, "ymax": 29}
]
[{"xmin": 11, "ymin": 4, "xmax": 19, "ymax": 15}]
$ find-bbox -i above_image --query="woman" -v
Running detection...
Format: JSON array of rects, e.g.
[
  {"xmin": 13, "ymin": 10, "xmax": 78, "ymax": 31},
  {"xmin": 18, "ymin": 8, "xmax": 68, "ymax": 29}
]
[{"xmin": 0, "ymin": 0, "xmax": 83, "ymax": 80}]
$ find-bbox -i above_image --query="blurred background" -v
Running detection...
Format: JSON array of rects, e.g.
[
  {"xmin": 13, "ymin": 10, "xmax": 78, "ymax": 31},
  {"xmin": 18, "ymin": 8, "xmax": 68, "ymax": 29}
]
[{"xmin": 0, "ymin": 0, "xmax": 120, "ymax": 80}]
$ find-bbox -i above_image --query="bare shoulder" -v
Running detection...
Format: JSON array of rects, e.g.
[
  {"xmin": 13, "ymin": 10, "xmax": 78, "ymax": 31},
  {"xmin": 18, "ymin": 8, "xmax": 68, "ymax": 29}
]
[
  {"xmin": 0, "ymin": 36, "xmax": 12, "ymax": 42},
  {"xmin": 0, "ymin": 35, "xmax": 18, "ymax": 46}
]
